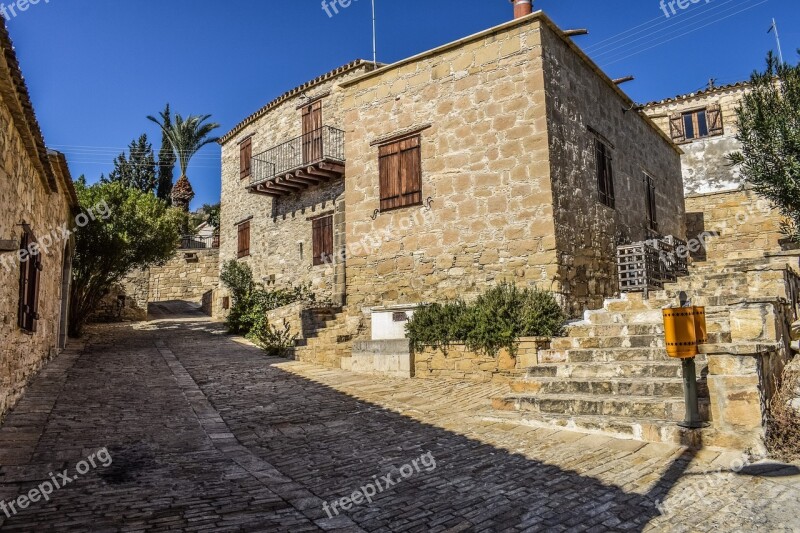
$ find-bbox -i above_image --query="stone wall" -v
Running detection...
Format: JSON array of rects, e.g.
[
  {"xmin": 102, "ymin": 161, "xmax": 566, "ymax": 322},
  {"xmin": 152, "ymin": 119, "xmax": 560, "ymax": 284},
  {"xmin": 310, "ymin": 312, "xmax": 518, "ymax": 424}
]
[
  {"xmin": 0, "ymin": 95, "xmax": 75, "ymax": 419},
  {"xmin": 644, "ymin": 84, "xmax": 748, "ymax": 195},
  {"xmin": 685, "ymin": 188, "xmax": 785, "ymax": 262},
  {"xmin": 90, "ymin": 270, "xmax": 149, "ymax": 322},
  {"xmin": 216, "ymin": 62, "xmax": 375, "ymax": 316},
  {"xmin": 148, "ymin": 248, "xmax": 220, "ymax": 303},
  {"xmin": 414, "ymin": 338, "xmax": 550, "ymax": 383},
  {"xmin": 540, "ymin": 24, "xmax": 685, "ymax": 315}
]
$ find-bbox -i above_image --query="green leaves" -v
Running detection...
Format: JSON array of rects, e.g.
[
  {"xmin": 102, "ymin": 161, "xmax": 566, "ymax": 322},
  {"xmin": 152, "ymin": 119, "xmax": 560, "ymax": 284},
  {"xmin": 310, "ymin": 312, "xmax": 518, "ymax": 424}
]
[
  {"xmin": 729, "ymin": 53, "xmax": 800, "ymax": 241},
  {"xmin": 147, "ymin": 112, "xmax": 220, "ymax": 179},
  {"xmin": 102, "ymin": 134, "xmax": 157, "ymax": 194},
  {"xmin": 406, "ymin": 282, "xmax": 565, "ymax": 357},
  {"xmin": 69, "ymin": 181, "xmax": 183, "ymax": 336}
]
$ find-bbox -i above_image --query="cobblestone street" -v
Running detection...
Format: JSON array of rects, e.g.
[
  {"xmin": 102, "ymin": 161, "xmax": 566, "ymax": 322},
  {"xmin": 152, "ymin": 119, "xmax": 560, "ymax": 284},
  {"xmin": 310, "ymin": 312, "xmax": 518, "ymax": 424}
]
[{"xmin": 0, "ymin": 313, "xmax": 798, "ymax": 532}]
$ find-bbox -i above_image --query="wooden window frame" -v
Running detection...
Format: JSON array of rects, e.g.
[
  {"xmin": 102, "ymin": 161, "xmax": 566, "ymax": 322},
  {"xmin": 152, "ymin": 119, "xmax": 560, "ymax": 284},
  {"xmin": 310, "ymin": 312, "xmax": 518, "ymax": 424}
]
[
  {"xmin": 378, "ymin": 135, "xmax": 423, "ymax": 212},
  {"xmin": 237, "ymin": 220, "xmax": 250, "ymax": 258},
  {"xmin": 645, "ymin": 174, "xmax": 658, "ymax": 232},
  {"xmin": 18, "ymin": 226, "xmax": 42, "ymax": 333},
  {"xmin": 595, "ymin": 139, "xmax": 615, "ymax": 209},
  {"xmin": 240, "ymin": 137, "xmax": 252, "ymax": 180},
  {"xmin": 312, "ymin": 215, "xmax": 333, "ymax": 267},
  {"xmin": 670, "ymin": 104, "xmax": 723, "ymax": 143}
]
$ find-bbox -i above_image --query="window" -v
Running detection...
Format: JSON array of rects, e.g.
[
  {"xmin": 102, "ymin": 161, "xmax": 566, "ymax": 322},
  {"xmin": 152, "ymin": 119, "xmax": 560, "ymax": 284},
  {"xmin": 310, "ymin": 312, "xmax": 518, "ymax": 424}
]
[
  {"xmin": 378, "ymin": 135, "xmax": 422, "ymax": 211},
  {"xmin": 312, "ymin": 215, "xmax": 333, "ymax": 266},
  {"xmin": 18, "ymin": 226, "xmax": 41, "ymax": 333},
  {"xmin": 237, "ymin": 220, "xmax": 250, "ymax": 258},
  {"xmin": 669, "ymin": 104, "xmax": 723, "ymax": 143},
  {"xmin": 240, "ymin": 137, "xmax": 252, "ymax": 180},
  {"xmin": 645, "ymin": 174, "xmax": 658, "ymax": 232},
  {"xmin": 595, "ymin": 139, "xmax": 615, "ymax": 209}
]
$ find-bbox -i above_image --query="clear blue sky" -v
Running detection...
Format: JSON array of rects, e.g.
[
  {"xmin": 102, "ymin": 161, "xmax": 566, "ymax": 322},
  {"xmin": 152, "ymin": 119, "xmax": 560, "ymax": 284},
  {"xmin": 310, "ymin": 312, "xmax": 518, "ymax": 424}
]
[{"xmin": 6, "ymin": 0, "xmax": 799, "ymax": 210}]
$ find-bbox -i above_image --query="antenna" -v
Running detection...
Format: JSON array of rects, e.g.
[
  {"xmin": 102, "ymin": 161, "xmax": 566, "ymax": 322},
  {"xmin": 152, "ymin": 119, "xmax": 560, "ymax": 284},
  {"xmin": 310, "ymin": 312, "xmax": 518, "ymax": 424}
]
[
  {"xmin": 372, "ymin": 0, "xmax": 378, "ymax": 66},
  {"xmin": 768, "ymin": 18, "xmax": 784, "ymax": 65}
]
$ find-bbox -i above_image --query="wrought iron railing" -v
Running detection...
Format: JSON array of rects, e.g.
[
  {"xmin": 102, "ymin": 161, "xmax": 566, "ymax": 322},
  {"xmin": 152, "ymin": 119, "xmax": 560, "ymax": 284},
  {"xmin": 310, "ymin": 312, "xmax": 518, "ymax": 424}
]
[
  {"xmin": 251, "ymin": 126, "xmax": 345, "ymax": 186},
  {"xmin": 179, "ymin": 234, "xmax": 219, "ymax": 250},
  {"xmin": 617, "ymin": 236, "xmax": 688, "ymax": 295}
]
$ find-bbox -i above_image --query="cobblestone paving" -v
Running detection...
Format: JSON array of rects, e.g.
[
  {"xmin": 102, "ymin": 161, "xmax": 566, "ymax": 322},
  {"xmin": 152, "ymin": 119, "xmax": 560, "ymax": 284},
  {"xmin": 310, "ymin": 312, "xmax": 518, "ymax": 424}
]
[{"xmin": 0, "ymin": 313, "xmax": 798, "ymax": 532}]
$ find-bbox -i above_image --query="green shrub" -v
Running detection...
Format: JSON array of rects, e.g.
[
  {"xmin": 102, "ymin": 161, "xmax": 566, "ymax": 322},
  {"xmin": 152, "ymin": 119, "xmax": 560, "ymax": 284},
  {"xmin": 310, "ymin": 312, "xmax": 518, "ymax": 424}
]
[
  {"xmin": 219, "ymin": 260, "xmax": 316, "ymax": 347},
  {"xmin": 406, "ymin": 282, "xmax": 565, "ymax": 357},
  {"xmin": 247, "ymin": 319, "xmax": 298, "ymax": 357}
]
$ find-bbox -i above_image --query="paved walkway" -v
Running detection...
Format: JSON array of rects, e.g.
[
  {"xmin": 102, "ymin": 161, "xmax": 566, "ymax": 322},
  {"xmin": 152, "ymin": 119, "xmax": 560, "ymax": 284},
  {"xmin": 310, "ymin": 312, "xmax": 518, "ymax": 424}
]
[{"xmin": 0, "ymin": 313, "xmax": 798, "ymax": 532}]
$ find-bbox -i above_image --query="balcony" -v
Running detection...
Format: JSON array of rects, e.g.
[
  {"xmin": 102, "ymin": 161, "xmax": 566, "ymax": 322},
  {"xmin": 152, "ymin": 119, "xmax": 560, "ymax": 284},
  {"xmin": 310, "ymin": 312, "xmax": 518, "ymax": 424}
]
[
  {"xmin": 248, "ymin": 125, "xmax": 345, "ymax": 197},
  {"xmin": 179, "ymin": 234, "xmax": 219, "ymax": 250}
]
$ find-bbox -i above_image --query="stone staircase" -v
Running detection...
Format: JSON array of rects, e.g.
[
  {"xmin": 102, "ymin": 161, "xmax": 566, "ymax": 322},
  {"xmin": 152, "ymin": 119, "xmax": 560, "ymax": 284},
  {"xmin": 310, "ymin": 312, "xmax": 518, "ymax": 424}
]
[
  {"xmin": 492, "ymin": 253, "xmax": 800, "ymax": 447},
  {"xmin": 292, "ymin": 307, "xmax": 353, "ymax": 369}
]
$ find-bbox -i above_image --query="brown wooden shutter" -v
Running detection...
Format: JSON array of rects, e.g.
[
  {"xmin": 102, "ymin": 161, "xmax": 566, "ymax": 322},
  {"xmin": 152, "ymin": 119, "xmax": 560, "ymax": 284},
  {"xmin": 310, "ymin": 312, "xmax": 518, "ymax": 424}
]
[
  {"xmin": 237, "ymin": 220, "xmax": 250, "ymax": 258},
  {"xmin": 595, "ymin": 140, "xmax": 615, "ymax": 209},
  {"xmin": 646, "ymin": 175, "xmax": 658, "ymax": 231},
  {"xmin": 17, "ymin": 228, "xmax": 41, "ymax": 332},
  {"xmin": 706, "ymin": 104, "xmax": 724, "ymax": 136},
  {"xmin": 669, "ymin": 113, "xmax": 686, "ymax": 143},
  {"xmin": 312, "ymin": 215, "xmax": 333, "ymax": 266},
  {"xmin": 240, "ymin": 138, "xmax": 252, "ymax": 180},
  {"xmin": 379, "ymin": 135, "xmax": 422, "ymax": 211}
]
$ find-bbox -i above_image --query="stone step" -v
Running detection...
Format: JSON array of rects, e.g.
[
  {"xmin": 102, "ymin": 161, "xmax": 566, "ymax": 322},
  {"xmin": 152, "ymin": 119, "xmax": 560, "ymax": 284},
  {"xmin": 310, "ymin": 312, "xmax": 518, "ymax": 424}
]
[
  {"xmin": 483, "ymin": 411, "xmax": 706, "ymax": 446},
  {"xmin": 496, "ymin": 393, "xmax": 710, "ymax": 422},
  {"xmin": 551, "ymin": 335, "xmax": 666, "ymax": 350},
  {"xmin": 565, "ymin": 323, "xmax": 666, "ymax": 338},
  {"xmin": 584, "ymin": 309, "xmax": 664, "ymax": 325},
  {"xmin": 526, "ymin": 361, "xmax": 707, "ymax": 380},
  {"xmin": 540, "ymin": 347, "xmax": 687, "ymax": 364},
  {"xmin": 509, "ymin": 376, "xmax": 690, "ymax": 397}
]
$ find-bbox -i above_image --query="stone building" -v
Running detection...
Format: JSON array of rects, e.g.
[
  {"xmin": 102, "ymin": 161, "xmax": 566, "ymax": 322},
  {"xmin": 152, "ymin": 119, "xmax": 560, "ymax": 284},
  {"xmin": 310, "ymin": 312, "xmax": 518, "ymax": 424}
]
[
  {"xmin": 643, "ymin": 82, "xmax": 786, "ymax": 260},
  {"xmin": 340, "ymin": 10, "xmax": 684, "ymax": 336},
  {"xmin": 0, "ymin": 22, "xmax": 79, "ymax": 420},
  {"xmin": 217, "ymin": 60, "xmax": 379, "ymax": 307}
]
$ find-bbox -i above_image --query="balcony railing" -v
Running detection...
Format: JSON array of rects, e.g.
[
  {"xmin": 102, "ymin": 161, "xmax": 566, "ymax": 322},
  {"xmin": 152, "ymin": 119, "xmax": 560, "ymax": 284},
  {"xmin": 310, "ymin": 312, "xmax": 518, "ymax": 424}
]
[
  {"xmin": 617, "ymin": 236, "xmax": 689, "ymax": 296},
  {"xmin": 179, "ymin": 234, "xmax": 219, "ymax": 250},
  {"xmin": 249, "ymin": 126, "xmax": 345, "ymax": 197}
]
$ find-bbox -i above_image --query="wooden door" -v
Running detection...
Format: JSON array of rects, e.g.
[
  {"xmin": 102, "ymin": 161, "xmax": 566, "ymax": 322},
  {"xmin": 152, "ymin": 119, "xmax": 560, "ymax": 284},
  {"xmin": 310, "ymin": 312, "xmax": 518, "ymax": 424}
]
[{"xmin": 302, "ymin": 101, "xmax": 323, "ymax": 165}]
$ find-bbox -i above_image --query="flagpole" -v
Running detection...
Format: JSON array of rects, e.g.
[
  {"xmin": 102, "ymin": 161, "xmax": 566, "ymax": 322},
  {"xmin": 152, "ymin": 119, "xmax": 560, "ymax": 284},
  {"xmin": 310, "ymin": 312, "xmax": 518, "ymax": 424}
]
[{"xmin": 372, "ymin": 0, "xmax": 378, "ymax": 66}]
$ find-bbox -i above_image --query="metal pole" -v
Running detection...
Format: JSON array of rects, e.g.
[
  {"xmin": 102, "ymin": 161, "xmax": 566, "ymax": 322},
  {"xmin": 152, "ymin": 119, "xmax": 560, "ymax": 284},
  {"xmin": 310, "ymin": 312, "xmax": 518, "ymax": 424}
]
[
  {"xmin": 371, "ymin": 0, "xmax": 378, "ymax": 66},
  {"xmin": 771, "ymin": 18, "xmax": 784, "ymax": 65},
  {"xmin": 678, "ymin": 357, "xmax": 706, "ymax": 429}
]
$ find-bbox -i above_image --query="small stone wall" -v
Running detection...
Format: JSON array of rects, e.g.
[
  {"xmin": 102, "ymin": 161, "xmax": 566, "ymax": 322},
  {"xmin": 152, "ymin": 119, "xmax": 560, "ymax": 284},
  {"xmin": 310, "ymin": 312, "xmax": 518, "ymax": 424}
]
[
  {"xmin": 148, "ymin": 248, "xmax": 220, "ymax": 303},
  {"xmin": 90, "ymin": 271, "xmax": 149, "ymax": 322},
  {"xmin": 414, "ymin": 338, "xmax": 551, "ymax": 383}
]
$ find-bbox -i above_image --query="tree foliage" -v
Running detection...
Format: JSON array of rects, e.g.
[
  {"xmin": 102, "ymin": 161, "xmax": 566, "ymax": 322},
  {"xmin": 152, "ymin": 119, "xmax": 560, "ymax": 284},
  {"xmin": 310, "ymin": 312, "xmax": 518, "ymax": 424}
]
[
  {"xmin": 68, "ymin": 181, "xmax": 182, "ymax": 337},
  {"xmin": 155, "ymin": 103, "xmax": 176, "ymax": 203},
  {"xmin": 102, "ymin": 134, "xmax": 157, "ymax": 194},
  {"xmin": 146, "ymin": 112, "xmax": 220, "ymax": 180},
  {"xmin": 729, "ymin": 53, "xmax": 800, "ymax": 240}
]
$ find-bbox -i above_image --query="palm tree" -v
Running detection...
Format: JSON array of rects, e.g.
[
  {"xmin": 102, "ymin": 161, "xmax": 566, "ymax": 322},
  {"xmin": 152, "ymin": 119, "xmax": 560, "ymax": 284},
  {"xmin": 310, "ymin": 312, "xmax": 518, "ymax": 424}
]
[{"xmin": 147, "ymin": 113, "xmax": 220, "ymax": 212}]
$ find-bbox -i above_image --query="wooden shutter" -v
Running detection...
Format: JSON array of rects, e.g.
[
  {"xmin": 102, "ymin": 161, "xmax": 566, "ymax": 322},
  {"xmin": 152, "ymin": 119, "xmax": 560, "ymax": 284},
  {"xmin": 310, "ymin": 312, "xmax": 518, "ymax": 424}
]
[
  {"xmin": 18, "ymin": 228, "xmax": 41, "ymax": 332},
  {"xmin": 669, "ymin": 113, "xmax": 686, "ymax": 143},
  {"xmin": 706, "ymin": 104, "xmax": 724, "ymax": 136},
  {"xmin": 312, "ymin": 215, "xmax": 333, "ymax": 266},
  {"xmin": 595, "ymin": 140, "xmax": 615, "ymax": 209},
  {"xmin": 302, "ymin": 101, "xmax": 323, "ymax": 164},
  {"xmin": 646, "ymin": 175, "xmax": 658, "ymax": 231},
  {"xmin": 379, "ymin": 135, "xmax": 422, "ymax": 211},
  {"xmin": 240, "ymin": 137, "xmax": 252, "ymax": 180},
  {"xmin": 237, "ymin": 220, "xmax": 250, "ymax": 258}
]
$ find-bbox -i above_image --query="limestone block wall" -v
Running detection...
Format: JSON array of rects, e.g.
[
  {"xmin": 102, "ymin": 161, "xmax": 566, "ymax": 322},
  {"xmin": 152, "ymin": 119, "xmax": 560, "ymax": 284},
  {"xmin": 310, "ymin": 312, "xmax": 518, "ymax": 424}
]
[
  {"xmin": 148, "ymin": 248, "xmax": 220, "ymax": 303},
  {"xmin": 90, "ymin": 270, "xmax": 149, "ymax": 322},
  {"xmin": 341, "ymin": 18, "xmax": 559, "ymax": 338},
  {"xmin": 644, "ymin": 84, "xmax": 749, "ymax": 195},
  {"xmin": 217, "ymin": 62, "xmax": 375, "ymax": 315},
  {"xmin": 0, "ymin": 102, "xmax": 73, "ymax": 421},
  {"xmin": 414, "ymin": 338, "xmax": 550, "ymax": 383},
  {"xmin": 685, "ymin": 188, "xmax": 784, "ymax": 262},
  {"xmin": 540, "ymin": 23, "xmax": 685, "ymax": 316}
]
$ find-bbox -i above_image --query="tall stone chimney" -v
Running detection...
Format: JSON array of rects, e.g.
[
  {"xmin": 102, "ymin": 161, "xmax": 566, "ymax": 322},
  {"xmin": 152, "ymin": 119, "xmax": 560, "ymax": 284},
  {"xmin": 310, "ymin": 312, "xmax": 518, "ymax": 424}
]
[{"xmin": 510, "ymin": 0, "xmax": 532, "ymax": 19}]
